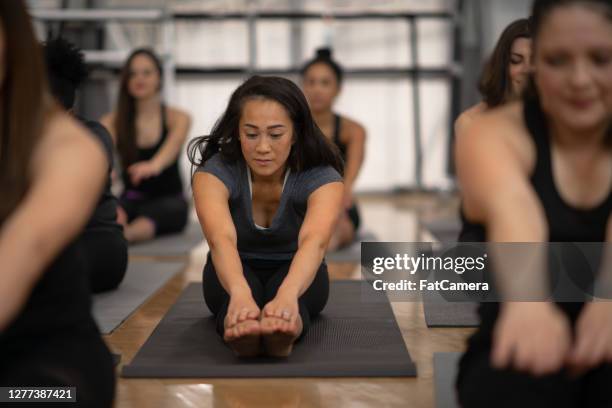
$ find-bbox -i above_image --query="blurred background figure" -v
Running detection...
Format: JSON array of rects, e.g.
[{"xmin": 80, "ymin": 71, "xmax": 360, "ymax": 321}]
[
  {"xmin": 101, "ymin": 48, "xmax": 192, "ymax": 244},
  {"xmin": 43, "ymin": 37, "xmax": 128, "ymax": 293},
  {"xmin": 0, "ymin": 1, "xmax": 115, "ymax": 406},
  {"xmin": 301, "ymin": 48, "xmax": 367, "ymax": 251},
  {"xmin": 455, "ymin": 18, "xmax": 532, "ymax": 138},
  {"xmin": 455, "ymin": 0, "xmax": 612, "ymax": 405}
]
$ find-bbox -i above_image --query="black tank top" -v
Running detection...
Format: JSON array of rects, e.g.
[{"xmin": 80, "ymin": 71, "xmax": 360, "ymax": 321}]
[
  {"xmin": 460, "ymin": 96, "xmax": 612, "ymax": 332},
  {"xmin": 122, "ymin": 105, "xmax": 184, "ymax": 198},
  {"xmin": 460, "ymin": 97, "xmax": 612, "ymax": 243},
  {"xmin": 81, "ymin": 118, "xmax": 122, "ymax": 232},
  {"xmin": 332, "ymin": 114, "xmax": 348, "ymax": 162}
]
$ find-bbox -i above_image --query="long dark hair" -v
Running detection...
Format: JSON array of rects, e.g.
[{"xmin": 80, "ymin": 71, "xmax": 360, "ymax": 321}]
[
  {"xmin": 526, "ymin": 0, "xmax": 612, "ymax": 147},
  {"xmin": 301, "ymin": 48, "xmax": 344, "ymax": 86},
  {"xmin": 188, "ymin": 75, "xmax": 343, "ymax": 175},
  {"xmin": 479, "ymin": 18, "xmax": 532, "ymax": 108},
  {"xmin": 115, "ymin": 48, "xmax": 163, "ymax": 166},
  {"xmin": 0, "ymin": 0, "xmax": 57, "ymax": 225}
]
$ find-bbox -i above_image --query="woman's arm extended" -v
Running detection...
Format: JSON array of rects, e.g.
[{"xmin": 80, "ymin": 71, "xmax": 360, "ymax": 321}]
[
  {"xmin": 342, "ymin": 121, "xmax": 366, "ymax": 207},
  {"xmin": 457, "ymin": 109, "xmax": 571, "ymax": 376},
  {"xmin": 192, "ymin": 171, "xmax": 260, "ymax": 325},
  {"xmin": 277, "ymin": 181, "xmax": 343, "ymax": 299}
]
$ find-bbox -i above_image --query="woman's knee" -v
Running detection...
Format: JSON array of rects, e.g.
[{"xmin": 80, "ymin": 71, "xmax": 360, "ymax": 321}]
[{"xmin": 82, "ymin": 230, "xmax": 128, "ymax": 293}]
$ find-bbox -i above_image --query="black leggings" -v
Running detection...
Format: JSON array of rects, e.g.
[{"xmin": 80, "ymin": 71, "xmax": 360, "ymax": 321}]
[
  {"xmin": 202, "ymin": 255, "xmax": 329, "ymax": 338},
  {"xmin": 457, "ymin": 303, "xmax": 612, "ymax": 408},
  {"xmin": 346, "ymin": 203, "xmax": 361, "ymax": 231},
  {"xmin": 120, "ymin": 193, "xmax": 188, "ymax": 236},
  {"xmin": 80, "ymin": 228, "xmax": 128, "ymax": 293},
  {"xmin": 0, "ymin": 242, "xmax": 115, "ymax": 408}
]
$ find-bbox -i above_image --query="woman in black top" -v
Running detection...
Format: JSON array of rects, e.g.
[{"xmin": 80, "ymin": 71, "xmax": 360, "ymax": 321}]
[
  {"xmin": 101, "ymin": 49, "xmax": 192, "ymax": 243},
  {"xmin": 0, "ymin": 2, "xmax": 114, "ymax": 406},
  {"xmin": 455, "ymin": 0, "xmax": 612, "ymax": 406},
  {"xmin": 44, "ymin": 37, "xmax": 127, "ymax": 293},
  {"xmin": 301, "ymin": 48, "xmax": 367, "ymax": 250}
]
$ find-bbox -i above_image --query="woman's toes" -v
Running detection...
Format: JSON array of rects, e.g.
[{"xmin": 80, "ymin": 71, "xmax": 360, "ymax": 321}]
[{"xmin": 224, "ymin": 320, "xmax": 262, "ymax": 357}]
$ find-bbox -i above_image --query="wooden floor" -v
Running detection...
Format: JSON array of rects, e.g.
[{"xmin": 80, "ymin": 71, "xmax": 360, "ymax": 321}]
[{"xmin": 105, "ymin": 193, "xmax": 475, "ymax": 408}]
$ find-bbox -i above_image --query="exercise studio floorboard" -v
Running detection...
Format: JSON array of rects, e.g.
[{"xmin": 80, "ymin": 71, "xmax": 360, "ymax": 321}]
[{"xmin": 93, "ymin": 260, "xmax": 185, "ymax": 334}]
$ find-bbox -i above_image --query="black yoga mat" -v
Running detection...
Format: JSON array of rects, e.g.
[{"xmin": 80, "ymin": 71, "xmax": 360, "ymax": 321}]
[
  {"xmin": 434, "ymin": 352, "xmax": 461, "ymax": 408},
  {"xmin": 122, "ymin": 281, "xmax": 416, "ymax": 378}
]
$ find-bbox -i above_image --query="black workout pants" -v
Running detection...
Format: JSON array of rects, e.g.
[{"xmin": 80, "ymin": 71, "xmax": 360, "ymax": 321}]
[
  {"xmin": 457, "ymin": 303, "xmax": 612, "ymax": 408},
  {"xmin": 0, "ymin": 242, "xmax": 115, "ymax": 408},
  {"xmin": 202, "ymin": 254, "xmax": 329, "ymax": 338},
  {"xmin": 80, "ymin": 228, "xmax": 128, "ymax": 293},
  {"xmin": 120, "ymin": 193, "xmax": 188, "ymax": 236}
]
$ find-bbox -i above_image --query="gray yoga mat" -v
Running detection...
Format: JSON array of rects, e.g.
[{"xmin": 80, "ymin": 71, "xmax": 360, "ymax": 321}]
[
  {"xmin": 423, "ymin": 299, "xmax": 479, "ymax": 328},
  {"xmin": 128, "ymin": 222, "xmax": 203, "ymax": 257},
  {"xmin": 93, "ymin": 260, "xmax": 184, "ymax": 334},
  {"xmin": 325, "ymin": 230, "xmax": 377, "ymax": 263},
  {"xmin": 434, "ymin": 352, "xmax": 462, "ymax": 408},
  {"xmin": 122, "ymin": 280, "xmax": 416, "ymax": 378},
  {"xmin": 421, "ymin": 218, "xmax": 461, "ymax": 243}
]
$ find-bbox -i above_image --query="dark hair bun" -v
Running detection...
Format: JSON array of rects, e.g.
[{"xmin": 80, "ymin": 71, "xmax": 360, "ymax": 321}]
[
  {"xmin": 301, "ymin": 47, "xmax": 343, "ymax": 84},
  {"xmin": 316, "ymin": 47, "xmax": 332, "ymax": 59},
  {"xmin": 43, "ymin": 37, "xmax": 88, "ymax": 87}
]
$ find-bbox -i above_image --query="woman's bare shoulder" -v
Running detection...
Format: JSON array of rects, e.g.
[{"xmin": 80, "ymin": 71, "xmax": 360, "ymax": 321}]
[
  {"xmin": 33, "ymin": 112, "xmax": 106, "ymax": 172},
  {"xmin": 464, "ymin": 101, "xmax": 535, "ymax": 171},
  {"xmin": 339, "ymin": 115, "xmax": 366, "ymax": 141},
  {"xmin": 166, "ymin": 106, "xmax": 191, "ymax": 122},
  {"xmin": 455, "ymin": 102, "xmax": 488, "ymax": 135}
]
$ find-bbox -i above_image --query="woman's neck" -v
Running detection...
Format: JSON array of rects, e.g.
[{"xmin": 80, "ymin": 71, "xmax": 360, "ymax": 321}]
[
  {"xmin": 249, "ymin": 163, "xmax": 288, "ymax": 187},
  {"xmin": 549, "ymin": 118, "xmax": 610, "ymax": 155},
  {"xmin": 135, "ymin": 94, "xmax": 161, "ymax": 116},
  {"xmin": 312, "ymin": 109, "xmax": 334, "ymax": 129}
]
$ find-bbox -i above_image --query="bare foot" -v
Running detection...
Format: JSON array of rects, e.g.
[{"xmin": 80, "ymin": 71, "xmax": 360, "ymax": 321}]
[
  {"xmin": 260, "ymin": 315, "xmax": 303, "ymax": 357},
  {"xmin": 224, "ymin": 319, "xmax": 262, "ymax": 357}
]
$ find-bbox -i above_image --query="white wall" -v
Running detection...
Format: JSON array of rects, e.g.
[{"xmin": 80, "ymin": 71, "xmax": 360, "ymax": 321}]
[
  {"xmin": 482, "ymin": 0, "xmax": 532, "ymax": 56},
  {"xmin": 27, "ymin": 0, "xmax": 541, "ymax": 194},
  {"xmin": 173, "ymin": 15, "xmax": 454, "ymax": 192},
  {"xmin": 29, "ymin": 0, "xmax": 457, "ymax": 193}
]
